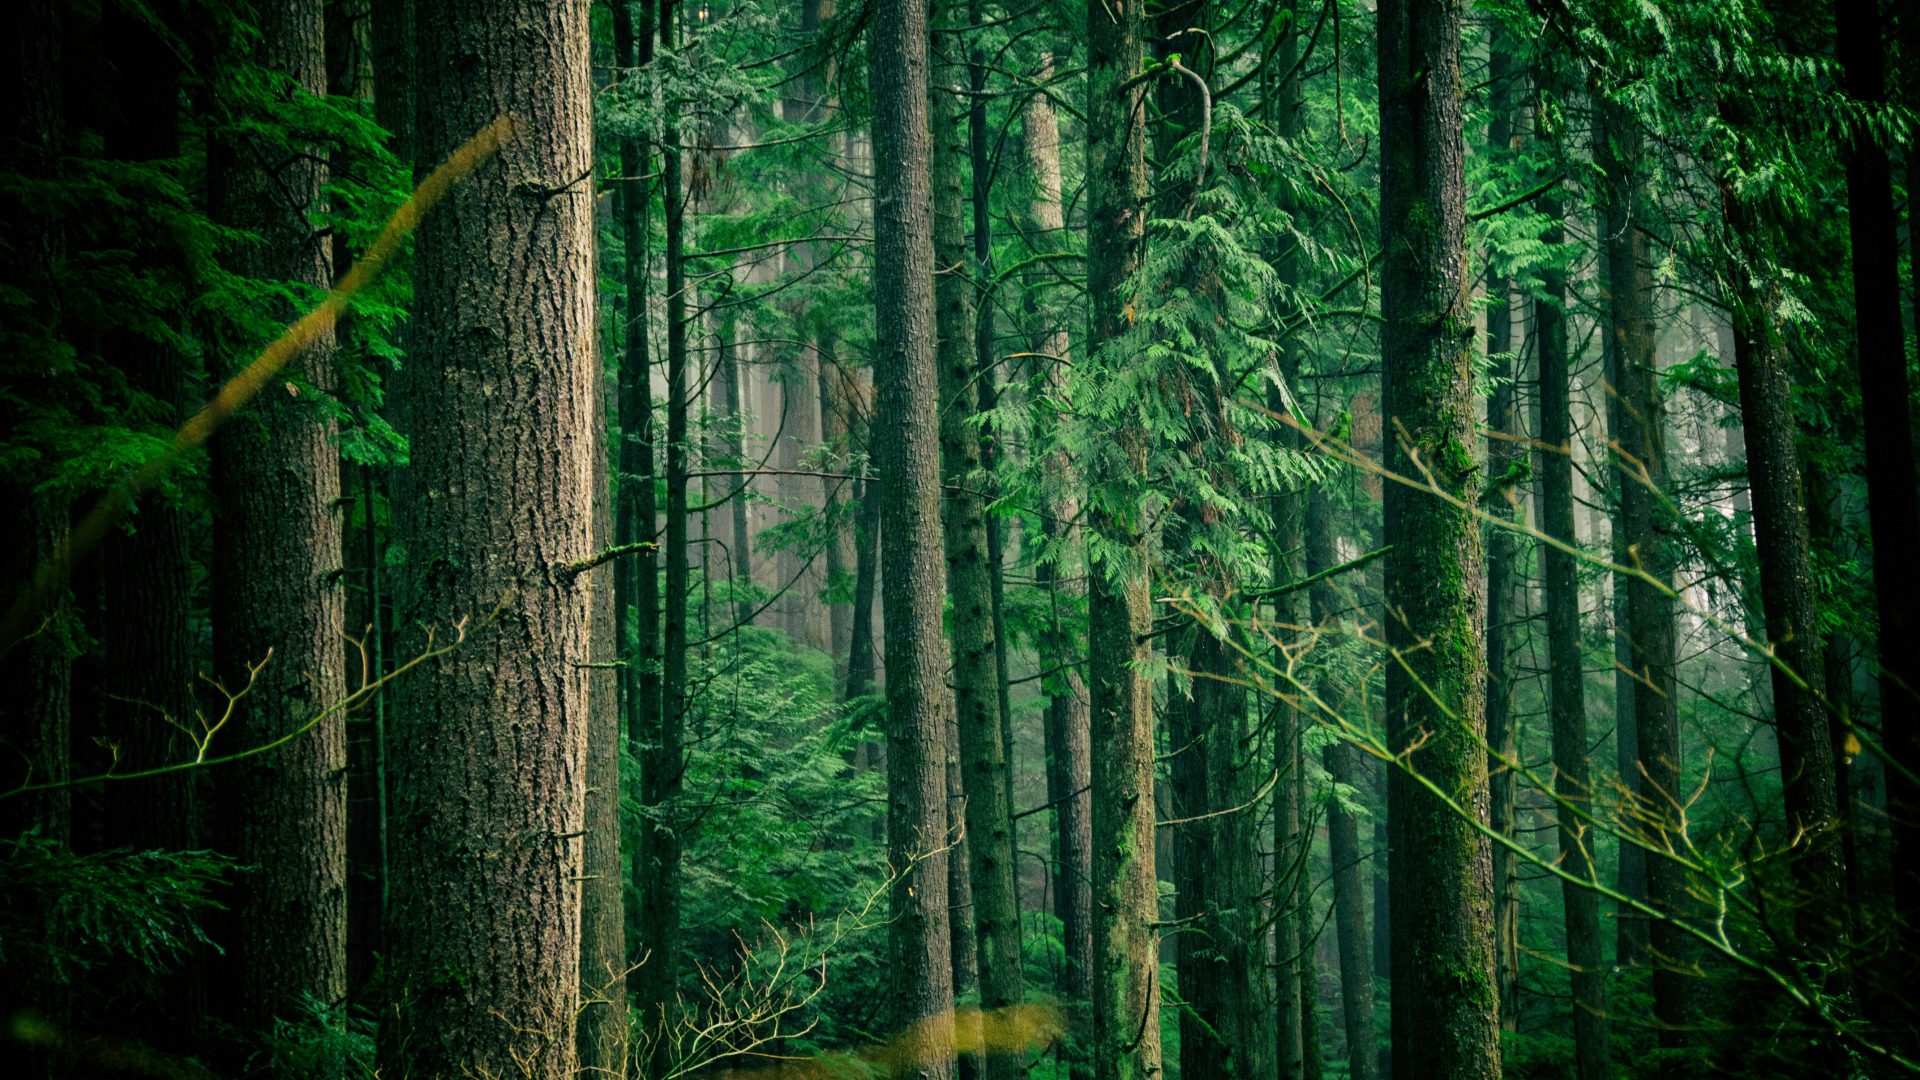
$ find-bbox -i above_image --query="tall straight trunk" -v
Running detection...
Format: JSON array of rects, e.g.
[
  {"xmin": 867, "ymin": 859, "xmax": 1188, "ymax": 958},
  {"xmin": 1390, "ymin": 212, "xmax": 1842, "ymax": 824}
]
[
  {"xmin": 578, "ymin": 240, "xmax": 629, "ymax": 1076},
  {"xmin": 1266, "ymin": 10, "xmax": 1311, "ymax": 1074},
  {"xmin": 870, "ymin": 0, "xmax": 957, "ymax": 1073},
  {"xmin": 1840, "ymin": 0, "xmax": 1920, "ymax": 958},
  {"xmin": 1598, "ymin": 99, "xmax": 1682, "ymax": 1047},
  {"xmin": 1536, "ymin": 172, "xmax": 1608, "ymax": 1080},
  {"xmin": 1481, "ymin": 33, "xmax": 1521, "ymax": 1031},
  {"xmin": 612, "ymin": 0, "xmax": 664, "ymax": 1004},
  {"xmin": 1308, "ymin": 484, "xmax": 1377, "ymax": 1080},
  {"xmin": 719, "ymin": 318, "xmax": 752, "ymax": 629},
  {"xmin": 932, "ymin": 12, "xmax": 1023, "ymax": 1076},
  {"xmin": 1022, "ymin": 49, "xmax": 1093, "ymax": 1016},
  {"xmin": 638, "ymin": 1, "xmax": 691, "ymax": 1068},
  {"xmin": 845, "ymin": 475, "xmax": 881, "ymax": 701},
  {"xmin": 1719, "ymin": 160, "xmax": 1848, "ymax": 976},
  {"xmin": 1085, "ymin": 0, "xmax": 1160, "ymax": 1077},
  {"xmin": 820, "ymin": 329, "xmax": 856, "ymax": 663},
  {"xmin": 377, "ymin": 0, "xmax": 596, "ymax": 1073},
  {"xmin": 1166, "ymin": 660, "xmax": 1219, "ymax": 1079},
  {"xmin": 208, "ymin": 0, "xmax": 347, "ymax": 1029},
  {"xmin": 1376, "ymin": 0, "xmax": 1500, "ymax": 1075}
]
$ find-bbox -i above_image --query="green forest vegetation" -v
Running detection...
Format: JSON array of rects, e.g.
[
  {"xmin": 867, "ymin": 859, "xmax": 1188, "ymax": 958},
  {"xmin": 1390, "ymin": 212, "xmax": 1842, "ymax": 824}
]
[{"xmin": 2, "ymin": 0, "xmax": 1917, "ymax": 1077}]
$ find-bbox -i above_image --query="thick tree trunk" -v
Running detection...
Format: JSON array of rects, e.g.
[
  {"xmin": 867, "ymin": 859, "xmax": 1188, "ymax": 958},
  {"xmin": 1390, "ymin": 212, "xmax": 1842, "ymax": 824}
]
[
  {"xmin": 1599, "ymin": 100, "xmax": 1682, "ymax": 1050},
  {"xmin": 1839, "ymin": 0, "xmax": 1920, "ymax": 965},
  {"xmin": 870, "ymin": 0, "xmax": 957, "ymax": 1073},
  {"xmin": 1308, "ymin": 483, "xmax": 1378, "ymax": 1080},
  {"xmin": 208, "ymin": 0, "xmax": 347, "ymax": 1030},
  {"xmin": 932, "ymin": 13, "xmax": 1023, "ymax": 1077},
  {"xmin": 1376, "ymin": 0, "xmax": 1500, "ymax": 1075},
  {"xmin": 1085, "ymin": 0, "xmax": 1160, "ymax": 1076},
  {"xmin": 1536, "ymin": 168, "xmax": 1608, "ymax": 1080},
  {"xmin": 377, "ymin": 0, "xmax": 596, "ymax": 1073}
]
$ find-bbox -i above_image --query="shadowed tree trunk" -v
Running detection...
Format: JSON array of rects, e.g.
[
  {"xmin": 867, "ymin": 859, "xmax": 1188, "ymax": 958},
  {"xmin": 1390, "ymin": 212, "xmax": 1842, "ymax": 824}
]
[
  {"xmin": 208, "ymin": 0, "xmax": 347, "ymax": 1033},
  {"xmin": 1598, "ymin": 96, "xmax": 1682, "ymax": 1053},
  {"xmin": 871, "ymin": 0, "xmax": 958, "ymax": 1073},
  {"xmin": 377, "ymin": 0, "xmax": 597, "ymax": 1073},
  {"xmin": 1377, "ymin": 0, "xmax": 1501, "ymax": 1074}
]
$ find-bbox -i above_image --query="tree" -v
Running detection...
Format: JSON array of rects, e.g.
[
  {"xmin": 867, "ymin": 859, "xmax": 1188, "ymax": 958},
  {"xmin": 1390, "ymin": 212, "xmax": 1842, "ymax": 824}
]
[
  {"xmin": 1084, "ymin": 0, "xmax": 1160, "ymax": 1076},
  {"xmin": 931, "ymin": 7, "xmax": 1024, "ymax": 1077},
  {"xmin": 207, "ymin": 0, "xmax": 347, "ymax": 1031},
  {"xmin": 1376, "ymin": 0, "xmax": 1501, "ymax": 1074},
  {"xmin": 377, "ymin": 0, "xmax": 597, "ymax": 1073},
  {"xmin": 870, "ymin": 0, "xmax": 958, "ymax": 1075}
]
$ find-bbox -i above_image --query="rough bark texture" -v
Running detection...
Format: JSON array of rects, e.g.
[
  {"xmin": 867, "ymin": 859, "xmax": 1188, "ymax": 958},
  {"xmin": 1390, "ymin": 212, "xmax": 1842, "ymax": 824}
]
[
  {"xmin": 871, "ymin": 0, "xmax": 958, "ymax": 1073},
  {"xmin": 1599, "ymin": 99, "xmax": 1683, "ymax": 1049},
  {"xmin": 1839, "ymin": 0, "xmax": 1920, "ymax": 969},
  {"xmin": 1308, "ymin": 484, "xmax": 1378, "ymax": 1080},
  {"xmin": 1481, "ymin": 36, "xmax": 1521, "ymax": 1032},
  {"xmin": 1720, "ymin": 167, "xmax": 1848, "ymax": 974},
  {"xmin": 208, "ymin": 0, "xmax": 347, "ymax": 1029},
  {"xmin": 932, "ymin": 11, "xmax": 1024, "ymax": 1076},
  {"xmin": 1536, "ymin": 165, "xmax": 1608, "ymax": 1080},
  {"xmin": 1085, "ymin": 0, "xmax": 1160, "ymax": 1076},
  {"xmin": 377, "ymin": 0, "xmax": 596, "ymax": 1073},
  {"xmin": 1376, "ymin": 0, "xmax": 1500, "ymax": 1074}
]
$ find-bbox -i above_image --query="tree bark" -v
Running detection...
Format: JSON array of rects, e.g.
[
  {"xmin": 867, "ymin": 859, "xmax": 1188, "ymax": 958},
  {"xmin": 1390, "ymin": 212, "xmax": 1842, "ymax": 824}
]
[
  {"xmin": 208, "ymin": 0, "xmax": 347, "ymax": 1030},
  {"xmin": 870, "ymin": 0, "xmax": 958, "ymax": 1073},
  {"xmin": 1839, "ymin": 0, "xmax": 1920, "ymax": 966},
  {"xmin": 933, "ymin": 11, "xmax": 1024, "ymax": 1077},
  {"xmin": 1598, "ymin": 97, "xmax": 1683, "ymax": 1050},
  {"xmin": 1308, "ymin": 482, "xmax": 1377, "ymax": 1080},
  {"xmin": 377, "ymin": 0, "xmax": 596, "ymax": 1073},
  {"xmin": 1536, "ymin": 130, "xmax": 1607, "ymax": 1080},
  {"xmin": 1481, "ymin": 32, "xmax": 1522, "ymax": 1032},
  {"xmin": 1085, "ymin": 0, "xmax": 1160, "ymax": 1077},
  {"xmin": 1376, "ymin": 0, "xmax": 1501, "ymax": 1074}
]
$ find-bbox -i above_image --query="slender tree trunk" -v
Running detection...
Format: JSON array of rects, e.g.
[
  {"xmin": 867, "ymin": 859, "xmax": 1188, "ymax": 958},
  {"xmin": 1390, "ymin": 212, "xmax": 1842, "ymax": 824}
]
[
  {"xmin": 932, "ymin": 12, "xmax": 1023, "ymax": 1077},
  {"xmin": 377, "ymin": 0, "xmax": 596, "ymax": 1073},
  {"xmin": 1308, "ymin": 483, "xmax": 1378, "ymax": 1080},
  {"xmin": 846, "ymin": 476, "xmax": 881, "ymax": 702},
  {"xmin": 1839, "ymin": 0, "xmax": 1920, "ymax": 966},
  {"xmin": 637, "ymin": 2, "xmax": 691, "ymax": 1069},
  {"xmin": 578, "ymin": 253, "xmax": 629, "ymax": 1077},
  {"xmin": 370, "ymin": 0, "xmax": 412, "ymax": 161},
  {"xmin": 612, "ymin": 0, "xmax": 664, "ymax": 1013},
  {"xmin": 1167, "ymin": 660, "xmax": 1220, "ymax": 1080},
  {"xmin": 870, "ymin": 0, "xmax": 957, "ymax": 1073},
  {"xmin": 1482, "ymin": 34, "xmax": 1522, "ymax": 1032},
  {"xmin": 208, "ymin": 0, "xmax": 347, "ymax": 1030},
  {"xmin": 1536, "ymin": 160, "xmax": 1608, "ymax": 1080},
  {"xmin": 1021, "ymin": 49, "xmax": 1093, "ymax": 1020},
  {"xmin": 1376, "ymin": 0, "xmax": 1500, "ymax": 1075},
  {"xmin": 719, "ymin": 317, "xmax": 753, "ymax": 630},
  {"xmin": 1085, "ymin": 0, "xmax": 1160, "ymax": 1076},
  {"xmin": 1598, "ymin": 98, "xmax": 1682, "ymax": 1051}
]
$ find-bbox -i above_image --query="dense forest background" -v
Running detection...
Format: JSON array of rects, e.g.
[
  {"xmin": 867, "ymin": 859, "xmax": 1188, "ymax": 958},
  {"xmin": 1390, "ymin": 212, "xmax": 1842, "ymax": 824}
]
[{"xmin": 2, "ymin": 0, "xmax": 1917, "ymax": 1077}]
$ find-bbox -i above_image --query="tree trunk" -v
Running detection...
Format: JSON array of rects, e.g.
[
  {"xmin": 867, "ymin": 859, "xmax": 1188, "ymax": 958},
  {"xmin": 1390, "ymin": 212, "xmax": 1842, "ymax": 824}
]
[
  {"xmin": 1481, "ymin": 32, "xmax": 1522, "ymax": 1032},
  {"xmin": 870, "ymin": 0, "xmax": 957, "ymax": 1072},
  {"xmin": 1376, "ymin": 0, "xmax": 1500, "ymax": 1075},
  {"xmin": 1308, "ymin": 483, "xmax": 1378, "ymax": 1080},
  {"xmin": 612, "ymin": 0, "xmax": 664, "ymax": 1017},
  {"xmin": 1839, "ymin": 0, "xmax": 1920, "ymax": 964},
  {"xmin": 369, "ymin": 0, "xmax": 412, "ymax": 161},
  {"xmin": 932, "ymin": 12, "xmax": 1024, "ymax": 1078},
  {"xmin": 208, "ymin": 0, "xmax": 347, "ymax": 1030},
  {"xmin": 1598, "ymin": 98, "xmax": 1682, "ymax": 1050},
  {"xmin": 1085, "ymin": 0, "xmax": 1160, "ymax": 1076},
  {"xmin": 377, "ymin": 0, "xmax": 596, "ymax": 1073},
  {"xmin": 1021, "ymin": 47, "xmax": 1093, "ymax": 1018},
  {"xmin": 1536, "ymin": 156, "xmax": 1608, "ymax": 1080}
]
